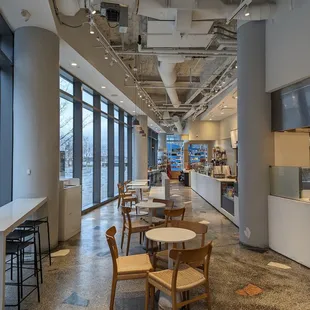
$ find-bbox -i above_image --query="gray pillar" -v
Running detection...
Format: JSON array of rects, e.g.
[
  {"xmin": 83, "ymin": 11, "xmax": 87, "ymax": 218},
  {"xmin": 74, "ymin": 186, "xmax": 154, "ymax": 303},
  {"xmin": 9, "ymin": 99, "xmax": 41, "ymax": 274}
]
[
  {"xmin": 13, "ymin": 27, "xmax": 60, "ymax": 248},
  {"xmin": 133, "ymin": 115, "xmax": 148, "ymax": 179},
  {"xmin": 237, "ymin": 21, "xmax": 274, "ymax": 249},
  {"xmin": 158, "ymin": 133, "xmax": 167, "ymax": 151}
]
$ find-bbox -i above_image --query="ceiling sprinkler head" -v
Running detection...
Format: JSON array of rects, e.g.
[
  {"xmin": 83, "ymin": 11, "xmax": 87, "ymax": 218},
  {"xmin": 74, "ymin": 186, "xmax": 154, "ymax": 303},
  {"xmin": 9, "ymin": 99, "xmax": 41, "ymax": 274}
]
[{"xmin": 21, "ymin": 9, "xmax": 31, "ymax": 22}]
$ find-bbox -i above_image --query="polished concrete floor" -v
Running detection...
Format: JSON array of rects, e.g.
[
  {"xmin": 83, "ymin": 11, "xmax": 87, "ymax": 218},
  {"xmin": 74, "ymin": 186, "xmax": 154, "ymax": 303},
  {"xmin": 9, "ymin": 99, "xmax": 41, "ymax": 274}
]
[{"xmin": 11, "ymin": 183, "xmax": 310, "ymax": 309}]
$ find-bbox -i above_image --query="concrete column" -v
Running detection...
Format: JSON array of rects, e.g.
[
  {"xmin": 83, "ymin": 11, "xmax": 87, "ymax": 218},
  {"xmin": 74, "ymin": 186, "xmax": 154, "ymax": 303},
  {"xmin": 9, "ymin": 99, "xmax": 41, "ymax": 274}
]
[
  {"xmin": 158, "ymin": 133, "xmax": 167, "ymax": 151},
  {"xmin": 133, "ymin": 115, "xmax": 148, "ymax": 179},
  {"xmin": 13, "ymin": 27, "xmax": 60, "ymax": 248},
  {"xmin": 237, "ymin": 21, "xmax": 274, "ymax": 249}
]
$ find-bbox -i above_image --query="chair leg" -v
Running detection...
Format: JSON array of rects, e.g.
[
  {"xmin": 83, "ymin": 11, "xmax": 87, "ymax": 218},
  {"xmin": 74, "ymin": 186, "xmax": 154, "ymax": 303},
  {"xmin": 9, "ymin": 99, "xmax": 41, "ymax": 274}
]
[
  {"xmin": 145, "ymin": 278, "xmax": 149, "ymax": 310},
  {"xmin": 16, "ymin": 253, "xmax": 21, "ymax": 310},
  {"xmin": 33, "ymin": 237, "xmax": 41, "ymax": 303},
  {"xmin": 186, "ymin": 291, "xmax": 190, "ymax": 310},
  {"xmin": 126, "ymin": 232, "xmax": 131, "ymax": 256},
  {"xmin": 150, "ymin": 285, "xmax": 155, "ymax": 310},
  {"xmin": 139, "ymin": 232, "xmax": 142, "ymax": 244},
  {"xmin": 19, "ymin": 253, "xmax": 23, "ymax": 299},
  {"xmin": 110, "ymin": 277, "xmax": 117, "ymax": 310},
  {"xmin": 205, "ymin": 283, "xmax": 211, "ymax": 310},
  {"xmin": 36, "ymin": 230, "xmax": 44, "ymax": 284},
  {"xmin": 117, "ymin": 196, "xmax": 121, "ymax": 209},
  {"xmin": 10, "ymin": 254, "xmax": 13, "ymax": 280},
  {"xmin": 46, "ymin": 220, "xmax": 52, "ymax": 266},
  {"xmin": 172, "ymin": 291, "xmax": 178, "ymax": 310},
  {"xmin": 121, "ymin": 227, "xmax": 125, "ymax": 250}
]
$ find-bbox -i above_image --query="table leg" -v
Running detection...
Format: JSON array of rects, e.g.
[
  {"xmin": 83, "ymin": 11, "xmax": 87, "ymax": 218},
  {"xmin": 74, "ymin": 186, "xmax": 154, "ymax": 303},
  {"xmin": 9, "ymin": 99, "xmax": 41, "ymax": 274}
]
[
  {"xmin": 0, "ymin": 233, "xmax": 6, "ymax": 310},
  {"xmin": 148, "ymin": 210, "xmax": 153, "ymax": 225}
]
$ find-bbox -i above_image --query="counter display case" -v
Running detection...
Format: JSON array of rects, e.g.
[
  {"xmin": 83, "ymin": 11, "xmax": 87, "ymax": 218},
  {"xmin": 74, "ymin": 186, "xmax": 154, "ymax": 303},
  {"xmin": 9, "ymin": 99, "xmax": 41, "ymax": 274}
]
[{"xmin": 188, "ymin": 144, "xmax": 208, "ymax": 165}]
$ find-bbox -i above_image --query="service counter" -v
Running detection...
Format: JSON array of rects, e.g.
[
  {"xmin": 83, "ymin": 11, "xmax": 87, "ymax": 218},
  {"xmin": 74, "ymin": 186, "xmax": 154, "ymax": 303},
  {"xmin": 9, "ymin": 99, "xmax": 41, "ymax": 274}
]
[
  {"xmin": 268, "ymin": 195, "xmax": 310, "ymax": 268},
  {"xmin": 190, "ymin": 171, "xmax": 239, "ymax": 226}
]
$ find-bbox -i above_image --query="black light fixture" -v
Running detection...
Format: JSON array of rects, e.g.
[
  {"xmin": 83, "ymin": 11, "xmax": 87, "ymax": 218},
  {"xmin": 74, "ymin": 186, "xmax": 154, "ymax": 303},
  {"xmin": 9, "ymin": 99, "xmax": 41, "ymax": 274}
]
[{"xmin": 133, "ymin": 118, "xmax": 140, "ymax": 126}]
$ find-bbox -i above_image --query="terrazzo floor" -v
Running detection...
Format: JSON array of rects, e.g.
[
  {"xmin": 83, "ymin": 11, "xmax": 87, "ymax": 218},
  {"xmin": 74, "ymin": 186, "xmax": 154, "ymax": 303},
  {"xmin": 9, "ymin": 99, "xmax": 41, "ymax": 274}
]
[{"xmin": 7, "ymin": 183, "xmax": 310, "ymax": 309}]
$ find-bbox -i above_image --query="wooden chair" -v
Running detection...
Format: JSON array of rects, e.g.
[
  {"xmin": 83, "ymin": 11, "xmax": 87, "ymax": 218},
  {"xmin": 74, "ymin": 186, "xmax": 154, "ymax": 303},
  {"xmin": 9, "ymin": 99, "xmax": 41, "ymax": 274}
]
[
  {"xmin": 117, "ymin": 183, "xmax": 132, "ymax": 209},
  {"xmin": 154, "ymin": 220, "xmax": 209, "ymax": 269},
  {"xmin": 150, "ymin": 199, "xmax": 175, "ymax": 225},
  {"xmin": 106, "ymin": 226, "xmax": 154, "ymax": 310},
  {"xmin": 145, "ymin": 242, "xmax": 213, "ymax": 310},
  {"xmin": 164, "ymin": 208, "xmax": 185, "ymax": 226},
  {"xmin": 119, "ymin": 184, "xmax": 138, "ymax": 212},
  {"xmin": 124, "ymin": 180, "xmax": 136, "ymax": 194},
  {"xmin": 121, "ymin": 207, "xmax": 151, "ymax": 256}
]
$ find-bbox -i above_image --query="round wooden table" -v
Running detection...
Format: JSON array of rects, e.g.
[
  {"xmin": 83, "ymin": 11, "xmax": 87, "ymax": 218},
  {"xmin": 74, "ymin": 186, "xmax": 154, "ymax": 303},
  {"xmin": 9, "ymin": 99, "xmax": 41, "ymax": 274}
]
[{"xmin": 146, "ymin": 227, "xmax": 196, "ymax": 268}]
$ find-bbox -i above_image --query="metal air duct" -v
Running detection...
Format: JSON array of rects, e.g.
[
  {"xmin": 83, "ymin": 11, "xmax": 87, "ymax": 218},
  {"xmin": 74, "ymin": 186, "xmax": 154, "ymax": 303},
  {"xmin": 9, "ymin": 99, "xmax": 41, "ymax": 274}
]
[{"xmin": 172, "ymin": 115, "xmax": 183, "ymax": 134}]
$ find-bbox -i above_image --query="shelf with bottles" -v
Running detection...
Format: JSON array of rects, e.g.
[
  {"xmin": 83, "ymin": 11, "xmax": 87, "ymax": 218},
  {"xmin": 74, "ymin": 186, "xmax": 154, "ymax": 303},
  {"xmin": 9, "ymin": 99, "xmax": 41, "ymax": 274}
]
[
  {"xmin": 211, "ymin": 146, "xmax": 227, "ymax": 166},
  {"xmin": 188, "ymin": 144, "xmax": 208, "ymax": 165}
]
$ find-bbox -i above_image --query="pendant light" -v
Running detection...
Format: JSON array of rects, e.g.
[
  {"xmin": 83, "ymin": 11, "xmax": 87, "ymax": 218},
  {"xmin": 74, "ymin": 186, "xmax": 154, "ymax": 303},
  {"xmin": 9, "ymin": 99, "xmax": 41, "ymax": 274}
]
[{"xmin": 132, "ymin": 85, "xmax": 140, "ymax": 126}]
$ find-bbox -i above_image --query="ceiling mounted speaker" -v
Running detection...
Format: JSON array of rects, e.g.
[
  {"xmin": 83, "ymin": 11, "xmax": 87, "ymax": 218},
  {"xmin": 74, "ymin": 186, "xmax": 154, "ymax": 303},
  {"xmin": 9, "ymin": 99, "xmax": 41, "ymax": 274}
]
[
  {"xmin": 163, "ymin": 111, "xmax": 170, "ymax": 120},
  {"xmin": 132, "ymin": 118, "xmax": 140, "ymax": 126}
]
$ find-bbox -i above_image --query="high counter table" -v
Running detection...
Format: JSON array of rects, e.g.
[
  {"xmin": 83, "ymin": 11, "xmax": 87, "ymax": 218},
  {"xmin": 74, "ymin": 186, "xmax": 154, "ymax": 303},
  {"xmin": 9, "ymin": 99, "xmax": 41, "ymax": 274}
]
[{"xmin": 0, "ymin": 197, "xmax": 47, "ymax": 309}]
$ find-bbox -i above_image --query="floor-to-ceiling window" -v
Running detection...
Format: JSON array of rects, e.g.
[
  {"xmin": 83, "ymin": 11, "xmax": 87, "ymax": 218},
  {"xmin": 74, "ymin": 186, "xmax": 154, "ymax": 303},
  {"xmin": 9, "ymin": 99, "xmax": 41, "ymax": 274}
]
[
  {"xmin": 0, "ymin": 14, "xmax": 13, "ymax": 206},
  {"xmin": 114, "ymin": 107, "xmax": 120, "ymax": 195},
  {"xmin": 59, "ymin": 69, "xmax": 132, "ymax": 211},
  {"xmin": 101, "ymin": 99, "xmax": 108, "ymax": 200},
  {"xmin": 124, "ymin": 113, "xmax": 128, "ymax": 181}
]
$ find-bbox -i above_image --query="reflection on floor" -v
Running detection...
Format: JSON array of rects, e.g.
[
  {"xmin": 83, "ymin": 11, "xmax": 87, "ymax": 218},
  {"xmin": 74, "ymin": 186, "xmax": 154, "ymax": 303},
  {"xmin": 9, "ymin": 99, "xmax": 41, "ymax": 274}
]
[{"xmin": 17, "ymin": 183, "xmax": 310, "ymax": 310}]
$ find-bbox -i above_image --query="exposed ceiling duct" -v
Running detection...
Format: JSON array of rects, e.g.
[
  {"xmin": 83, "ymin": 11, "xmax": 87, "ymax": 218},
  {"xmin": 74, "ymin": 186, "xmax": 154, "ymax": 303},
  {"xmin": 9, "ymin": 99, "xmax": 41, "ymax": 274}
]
[
  {"xmin": 157, "ymin": 55, "xmax": 184, "ymax": 108},
  {"xmin": 136, "ymin": 0, "xmax": 276, "ymax": 21},
  {"xmin": 172, "ymin": 115, "xmax": 183, "ymax": 134},
  {"xmin": 55, "ymin": 0, "xmax": 85, "ymax": 16}
]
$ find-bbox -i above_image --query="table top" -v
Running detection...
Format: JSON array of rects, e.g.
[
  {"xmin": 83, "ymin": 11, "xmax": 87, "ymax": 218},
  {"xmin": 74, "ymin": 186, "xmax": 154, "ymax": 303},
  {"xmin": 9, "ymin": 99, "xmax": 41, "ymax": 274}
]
[
  {"xmin": 146, "ymin": 227, "xmax": 196, "ymax": 243},
  {"xmin": 0, "ymin": 197, "xmax": 47, "ymax": 234},
  {"xmin": 136, "ymin": 201, "xmax": 166, "ymax": 209}
]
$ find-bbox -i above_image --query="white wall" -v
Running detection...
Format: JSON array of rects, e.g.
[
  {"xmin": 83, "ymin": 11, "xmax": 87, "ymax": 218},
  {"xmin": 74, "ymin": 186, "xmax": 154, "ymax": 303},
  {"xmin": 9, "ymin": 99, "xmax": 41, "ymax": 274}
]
[
  {"xmin": 186, "ymin": 120, "xmax": 220, "ymax": 141},
  {"xmin": 266, "ymin": 0, "xmax": 310, "ymax": 92},
  {"xmin": 274, "ymin": 132, "xmax": 309, "ymax": 167},
  {"xmin": 219, "ymin": 114, "xmax": 237, "ymax": 140}
]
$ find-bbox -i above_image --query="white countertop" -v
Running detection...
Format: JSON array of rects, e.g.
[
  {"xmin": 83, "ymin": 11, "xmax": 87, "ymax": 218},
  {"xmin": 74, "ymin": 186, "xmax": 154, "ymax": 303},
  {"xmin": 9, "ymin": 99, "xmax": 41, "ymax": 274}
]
[
  {"xmin": 191, "ymin": 171, "xmax": 236, "ymax": 183},
  {"xmin": 0, "ymin": 197, "xmax": 47, "ymax": 234}
]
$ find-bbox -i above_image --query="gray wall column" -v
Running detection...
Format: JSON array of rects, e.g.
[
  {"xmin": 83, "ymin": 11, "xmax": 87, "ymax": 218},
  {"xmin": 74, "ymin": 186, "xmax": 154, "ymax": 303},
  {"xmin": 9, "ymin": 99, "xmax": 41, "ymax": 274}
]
[
  {"xmin": 13, "ymin": 27, "xmax": 60, "ymax": 248},
  {"xmin": 133, "ymin": 115, "xmax": 148, "ymax": 180},
  {"xmin": 237, "ymin": 21, "xmax": 274, "ymax": 249},
  {"xmin": 158, "ymin": 133, "xmax": 167, "ymax": 151}
]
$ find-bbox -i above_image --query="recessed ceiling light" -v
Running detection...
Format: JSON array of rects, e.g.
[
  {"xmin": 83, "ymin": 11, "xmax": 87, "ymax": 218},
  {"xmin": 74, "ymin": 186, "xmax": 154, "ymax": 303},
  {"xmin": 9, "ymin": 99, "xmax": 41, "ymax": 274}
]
[
  {"xmin": 221, "ymin": 112, "xmax": 224, "ymax": 115},
  {"xmin": 71, "ymin": 62, "xmax": 77, "ymax": 67},
  {"xmin": 209, "ymin": 118, "xmax": 212, "ymax": 121},
  {"xmin": 224, "ymin": 105, "xmax": 228, "ymax": 108},
  {"xmin": 235, "ymin": 65, "xmax": 238, "ymax": 69},
  {"xmin": 150, "ymin": 124, "xmax": 153, "ymax": 126},
  {"xmin": 133, "ymin": 110, "xmax": 136, "ymax": 113},
  {"xmin": 101, "ymin": 86, "xmax": 106, "ymax": 89},
  {"xmin": 120, "ymin": 100, "xmax": 124, "ymax": 103}
]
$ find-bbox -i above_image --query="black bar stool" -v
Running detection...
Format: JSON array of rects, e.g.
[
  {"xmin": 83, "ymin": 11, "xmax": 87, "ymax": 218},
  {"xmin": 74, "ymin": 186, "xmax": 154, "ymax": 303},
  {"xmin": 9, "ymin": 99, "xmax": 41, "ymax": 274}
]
[
  {"xmin": 19, "ymin": 216, "xmax": 52, "ymax": 267},
  {"xmin": 5, "ymin": 240, "xmax": 40, "ymax": 310}
]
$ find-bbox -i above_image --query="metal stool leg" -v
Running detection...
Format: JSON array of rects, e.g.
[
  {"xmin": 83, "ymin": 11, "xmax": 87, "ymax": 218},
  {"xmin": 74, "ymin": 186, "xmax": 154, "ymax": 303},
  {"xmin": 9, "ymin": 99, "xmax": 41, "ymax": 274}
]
[
  {"xmin": 16, "ymin": 253, "xmax": 21, "ymax": 310},
  {"xmin": 33, "ymin": 237, "xmax": 41, "ymax": 303},
  {"xmin": 46, "ymin": 220, "xmax": 52, "ymax": 266},
  {"xmin": 19, "ymin": 251, "xmax": 23, "ymax": 299},
  {"xmin": 35, "ymin": 230, "xmax": 43, "ymax": 284}
]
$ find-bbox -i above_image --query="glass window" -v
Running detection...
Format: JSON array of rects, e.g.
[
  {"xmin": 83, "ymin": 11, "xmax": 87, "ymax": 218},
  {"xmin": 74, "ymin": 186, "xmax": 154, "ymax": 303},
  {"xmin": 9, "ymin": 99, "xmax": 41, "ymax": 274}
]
[
  {"xmin": 124, "ymin": 126, "xmax": 128, "ymax": 181},
  {"xmin": 82, "ymin": 89, "xmax": 93, "ymax": 105},
  {"xmin": 114, "ymin": 121, "xmax": 119, "ymax": 195},
  {"xmin": 60, "ymin": 76, "xmax": 73, "ymax": 95},
  {"xmin": 114, "ymin": 107, "xmax": 119, "ymax": 119},
  {"xmin": 101, "ymin": 116, "xmax": 108, "ymax": 200},
  {"xmin": 124, "ymin": 114, "xmax": 128, "ymax": 124},
  {"xmin": 82, "ymin": 108, "xmax": 94, "ymax": 208},
  {"xmin": 101, "ymin": 99, "xmax": 108, "ymax": 113},
  {"xmin": 59, "ymin": 97, "xmax": 74, "ymax": 178}
]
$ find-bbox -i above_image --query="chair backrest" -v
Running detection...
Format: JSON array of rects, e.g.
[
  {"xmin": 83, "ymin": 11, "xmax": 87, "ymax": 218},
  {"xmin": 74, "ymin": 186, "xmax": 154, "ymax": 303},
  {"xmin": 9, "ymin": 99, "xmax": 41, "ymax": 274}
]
[
  {"xmin": 164, "ymin": 207, "xmax": 185, "ymax": 225},
  {"xmin": 121, "ymin": 206, "xmax": 132, "ymax": 230},
  {"xmin": 169, "ymin": 220, "xmax": 208, "ymax": 247},
  {"xmin": 153, "ymin": 198, "xmax": 174, "ymax": 209},
  {"xmin": 118, "ymin": 183, "xmax": 125, "ymax": 195},
  {"xmin": 106, "ymin": 226, "xmax": 119, "ymax": 275},
  {"xmin": 170, "ymin": 242, "xmax": 213, "ymax": 289}
]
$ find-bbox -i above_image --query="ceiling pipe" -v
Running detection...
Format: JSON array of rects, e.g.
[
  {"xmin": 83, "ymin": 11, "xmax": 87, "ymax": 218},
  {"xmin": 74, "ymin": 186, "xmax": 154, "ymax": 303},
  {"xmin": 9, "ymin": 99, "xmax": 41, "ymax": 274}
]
[
  {"xmin": 157, "ymin": 55, "xmax": 184, "ymax": 108},
  {"xmin": 172, "ymin": 115, "xmax": 183, "ymax": 134}
]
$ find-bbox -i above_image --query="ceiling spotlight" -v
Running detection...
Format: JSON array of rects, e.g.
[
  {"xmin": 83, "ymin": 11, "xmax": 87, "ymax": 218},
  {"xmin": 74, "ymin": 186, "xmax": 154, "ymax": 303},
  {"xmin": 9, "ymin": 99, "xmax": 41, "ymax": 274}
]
[
  {"xmin": 110, "ymin": 60, "xmax": 114, "ymax": 66},
  {"xmin": 120, "ymin": 100, "xmax": 124, "ymax": 103},
  {"xmin": 139, "ymin": 94, "xmax": 142, "ymax": 98},
  {"xmin": 244, "ymin": 6, "xmax": 250, "ymax": 16},
  {"xmin": 124, "ymin": 75, "xmax": 129, "ymax": 82},
  {"xmin": 133, "ymin": 110, "xmax": 136, "ymax": 113},
  {"xmin": 104, "ymin": 53, "xmax": 109, "ymax": 60},
  {"xmin": 71, "ymin": 62, "xmax": 77, "ymax": 67},
  {"xmin": 101, "ymin": 86, "xmax": 106, "ymax": 89},
  {"xmin": 96, "ymin": 36, "xmax": 100, "ymax": 42},
  {"xmin": 89, "ymin": 24, "xmax": 95, "ymax": 35},
  {"xmin": 148, "ymin": 104, "xmax": 151, "ymax": 107},
  {"xmin": 221, "ymin": 111, "xmax": 224, "ymax": 115},
  {"xmin": 222, "ymin": 81, "xmax": 226, "ymax": 85},
  {"xmin": 224, "ymin": 105, "xmax": 228, "ymax": 108},
  {"xmin": 133, "ymin": 66, "xmax": 138, "ymax": 72},
  {"xmin": 209, "ymin": 118, "xmax": 212, "ymax": 121},
  {"xmin": 235, "ymin": 64, "xmax": 238, "ymax": 69}
]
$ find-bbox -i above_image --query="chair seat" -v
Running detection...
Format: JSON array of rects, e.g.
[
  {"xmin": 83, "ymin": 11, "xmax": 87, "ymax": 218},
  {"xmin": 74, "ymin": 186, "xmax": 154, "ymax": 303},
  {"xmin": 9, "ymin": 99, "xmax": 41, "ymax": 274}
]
[
  {"xmin": 122, "ymin": 193, "xmax": 133, "ymax": 197},
  {"xmin": 117, "ymin": 253, "xmax": 153, "ymax": 275},
  {"xmin": 126, "ymin": 189, "xmax": 136, "ymax": 194},
  {"xmin": 156, "ymin": 250, "xmax": 169, "ymax": 261},
  {"xmin": 123, "ymin": 196, "xmax": 137, "ymax": 202},
  {"xmin": 152, "ymin": 217, "xmax": 165, "ymax": 225},
  {"xmin": 148, "ymin": 264, "xmax": 206, "ymax": 291},
  {"xmin": 125, "ymin": 220, "xmax": 150, "ymax": 232},
  {"xmin": 6, "ymin": 241, "xmax": 32, "ymax": 255},
  {"xmin": 7, "ymin": 230, "xmax": 34, "ymax": 240}
]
